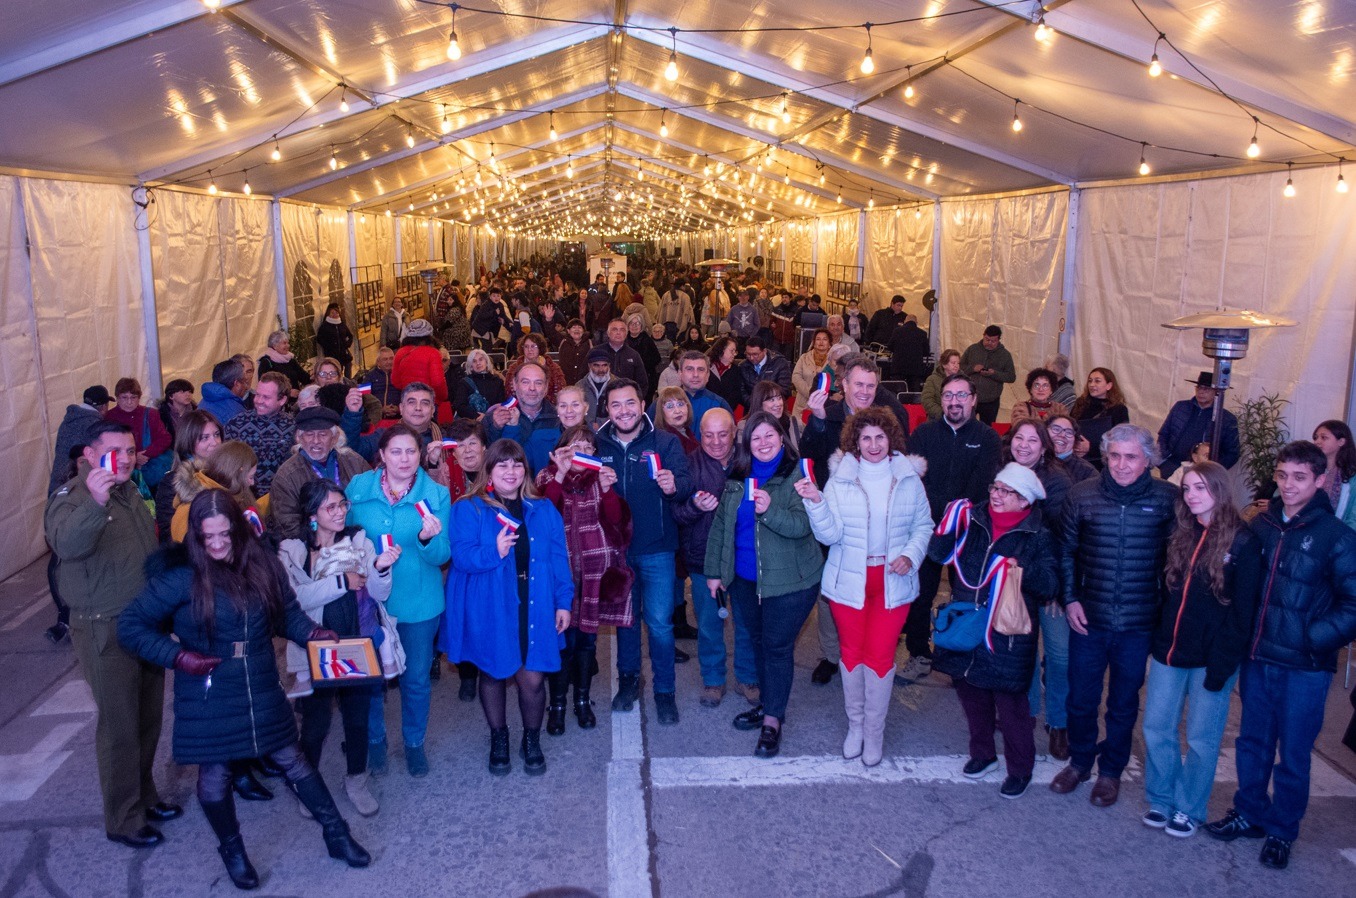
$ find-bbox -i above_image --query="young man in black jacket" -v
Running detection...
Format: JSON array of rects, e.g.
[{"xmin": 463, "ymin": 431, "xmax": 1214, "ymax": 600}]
[
  {"xmin": 1206, "ymin": 441, "xmax": 1356, "ymax": 869},
  {"xmin": 901, "ymin": 374, "xmax": 1003, "ymax": 681}
]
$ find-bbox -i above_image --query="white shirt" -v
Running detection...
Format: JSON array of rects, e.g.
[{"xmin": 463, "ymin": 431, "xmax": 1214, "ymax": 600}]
[{"xmin": 860, "ymin": 456, "xmax": 892, "ymax": 557}]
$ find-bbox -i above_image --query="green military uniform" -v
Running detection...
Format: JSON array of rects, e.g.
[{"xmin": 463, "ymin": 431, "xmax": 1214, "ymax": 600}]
[{"xmin": 45, "ymin": 460, "xmax": 162, "ymax": 839}]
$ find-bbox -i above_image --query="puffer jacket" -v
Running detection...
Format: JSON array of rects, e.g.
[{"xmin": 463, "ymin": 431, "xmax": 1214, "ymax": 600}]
[
  {"xmin": 804, "ymin": 452, "xmax": 933, "ymax": 609},
  {"xmin": 928, "ymin": 503, "xmax": 1060, "ymax": 693},
  {"xmin": 119, "ymin": 544, "xmax": 316, "ymax": 764},
  {"xmin": 704, "ymin": 458, "xmax": 824, "ymax": 598},
  {"xmin": 1247, "ymin": 493, "xmax": 1356, "ymax": 672},
  {"xmin": 1059, "ymin": 468, "xmax": 1176, "ymax": 631},
  {"xmin": 593, "ymin": 415, "xmax": 694, "ymax": 557},
  {"xmin": 673, "ymin": 446, "xmax": 734, "ymax": 571}
]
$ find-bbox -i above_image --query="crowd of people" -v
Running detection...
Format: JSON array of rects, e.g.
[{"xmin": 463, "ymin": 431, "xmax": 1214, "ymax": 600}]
[{"xmin": 38, "ymin": 256, "xmax": 1356, "ymax": 888}]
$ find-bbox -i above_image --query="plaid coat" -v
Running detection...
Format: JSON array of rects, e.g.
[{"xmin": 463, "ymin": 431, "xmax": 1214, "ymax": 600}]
[{"xmin": 538, "ymin": 465, "xmax": 634, "ymax": 632}]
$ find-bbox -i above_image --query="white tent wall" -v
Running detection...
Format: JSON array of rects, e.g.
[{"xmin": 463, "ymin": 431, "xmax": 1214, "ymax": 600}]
[
  {"xmin": 1, "ymin": 177, "xmax": 148, "ymax": 578},
  {"xmin": 279, "ymin": 202, "xmax": 350, "ymax": 364},
  {"xmin": 400, "ymin": 217, "xmax": 429, "ymax": 266},
  {"xmin": 816, "ymin": 211, "xmax": 859, "ymax": 298},
  {"xmin": 863, "ymin": 206, "xmax": 934, "ymax": 319},
  {"xmin": 1073, "ymin": 166, "xmax": 1356, "ymax": 443},
  {"xmin": 938, "ymin": 191, "xmax": 1069, "ymax": 417},
  {"xmin": 150, "ymin": 190, "xmax": 278, "ymax": 390},
  {"xmin": 786, "ymin": 220, "xmax": 814, "ymax": 285},
  {"xmin": 354, "ymin": 213, "xmax": 396, "ymax": 302}
]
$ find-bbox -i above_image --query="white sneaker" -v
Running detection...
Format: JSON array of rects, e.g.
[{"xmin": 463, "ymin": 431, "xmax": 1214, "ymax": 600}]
[
  {"xmin": 1165, "ymin": 812, "xmax": 1197, "ymax": 838},
  {"xmin": 899, "ymin": 656, "xmax": 932, "ymax": 683}
]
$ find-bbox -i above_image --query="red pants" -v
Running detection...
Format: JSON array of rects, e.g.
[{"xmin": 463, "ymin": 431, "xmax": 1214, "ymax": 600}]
[{"xmin": 829, "ymin": 566, "xmax": 910, "ymax": 676}]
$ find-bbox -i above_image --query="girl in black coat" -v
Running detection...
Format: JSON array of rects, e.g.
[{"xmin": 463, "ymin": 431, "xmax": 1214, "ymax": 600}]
[
  {"xmin": 314, "ymin": 303, "xmax": 355, "ymax": 377},
  {"xmin": 120, "ymin": 490, "xmax": 369, "ymax": 890},
  {"xmin": 927, "ymin": 463, "xmax": 1059, "ymax": 799}
]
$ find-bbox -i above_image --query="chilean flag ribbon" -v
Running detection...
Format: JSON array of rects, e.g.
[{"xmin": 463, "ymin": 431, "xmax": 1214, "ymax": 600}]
[
  {"xmin": 98, "ymin": 451, "xmax": 119, "ymax": 474},
  {"xmin": 934, "ymin": 498, "xmax": 1012, "ymax": 652},
  {"xmin": 377, "ymin": 534, "xmax": 395, "ymax": 555},
  {"xmin": 644, "ymin": 451, "xmax": 662, "ymax": 479},
  {"xmin": 495, "ymin": 510, "xmax": 521, "ymax": 532},
  {"xmin": 243, "ymin": 506, "xmax": 264, "ymax": 536},
  {"xmin": 318, "ymin": 647, "xmax": 362, "ymax": 679},
  {"xmin": 572, "ymin": 452, "xmax": 604, "ymax": 472},
  {"xmin": 799, "ymin": 458, "xmax": 814, "ymax": 481},
  {"xmin": 745, "ymin": 478, "xmax": 759, "ymax": 501},
  {"xmin": 414, "ymin": 499, "xmax": 433, "ymax": 518}
]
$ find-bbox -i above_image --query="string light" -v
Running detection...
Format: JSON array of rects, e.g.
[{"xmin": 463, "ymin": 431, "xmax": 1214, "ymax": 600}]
[
  {"xmin": 242, "ymin": 171, "xmax": 251, "ymax": 195},
  {"xmin": 270, "ymin": 138, "xmax": 281, "ymax": 162},
  {"xmin": 549, "ymin": 112, "xmax": 558, "ymax": 141},
  {"xmin": 665, "ymin": 28, "xmax": 679, "ymax": 82},
  {"xmin": 440, "ymin": 104, "xmax": 451, "ymax": 134},
  {"xmin": 1247, "ymin": 117, "xmax": 1260, "ymax": 158},
  {"xmin": 1148, "ymin": 32, "xmax": 1165, "ymax": 77},
  {"xmin": 1340, "ymin": 160, "xmax": 1350, "ymax": 194},
  {"xmin": 780, "ymin": 93, "xmax": 791, "ymax": 124},
  {"xmin": 867, "ymin": 192, "xmax": 875, "ymax": 209},
  {"xmin": 202, "ymin": 0, "xmax": 220, "ymax": 9},
  {"xmin": 447, "ymin": 4, "xmax": 462, "ymax": 60},
  {"xmin": 818, "ymin": 166, "xmax": 826, "ymax": 186},
  {"xmin": 836, "ymin": 186, "xmax": 843, "ymax": 203},
  {"xmin": 339, "ymin": 85, "xmax": 350, "ymax": 113},
  {"xmin": 1011, "ymin": 99, "xmax": 1023, "ymax": 133},
  {"xmin": 1283, "ymin": 162, "xmax": 1295, "ymax": 198},
  {"xmin": 566, "ymin": 156, "xmax": 574, "ymax": 179},
  {"xmin": 329, "ymin": 147, "xmax": 338, "ymax": 170},
  {"xmin": 1138, "ymin": 143, "xmax": 1150, "ymax": 176},
  {"xmin": 660, "ymin": 109, "xmax": 669, "ymax": 137},
  {"xmin": 1034, "ymin": 9, "xmax": 1051, "ymax": 42},
  {"xmin": 406, "ymin": 125, "xmax": 415, "ymax": 148},
  {"xmin": 903, "ymin": 65, "xmax": 915, "ymax": 99},
  {"xmin": 207, "ymin": 171, "xmax": 218, "ymax": 195},
  {"xmin": 860, "ymin": 24, "xmax": 875, "ymax": 74}
]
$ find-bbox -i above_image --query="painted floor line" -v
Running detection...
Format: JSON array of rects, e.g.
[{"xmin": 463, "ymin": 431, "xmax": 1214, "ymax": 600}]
[
  {"xmin": 29, "ymin": 679, "xmax": 95, "ymax": 717},
  {"xmin": 1341, "ymin": 848, "xmax": 1356, "ymax": 867},
  {"xmin": 0, "ymin": 721, "xmax": 86, "ymax": 803},
  {"xmin": 1, "ymin": 595, "xmax": 49, "ymax": 631},
  {"xmin": 605, "ymin": 633, "xmax": 653, "ymax": 898}
]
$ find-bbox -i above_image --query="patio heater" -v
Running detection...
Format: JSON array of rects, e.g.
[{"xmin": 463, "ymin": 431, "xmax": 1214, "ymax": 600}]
[
  {"xmin": 418, "ymin": 268, "xmax": 439, "ymax": 312},
  {"xmin": 1161, "ymin": 309, "xmax": 1297, "ymax": 459},
  {"xmin": 696, "ymin": 257, "xmax": 740, "ymax": 298}
]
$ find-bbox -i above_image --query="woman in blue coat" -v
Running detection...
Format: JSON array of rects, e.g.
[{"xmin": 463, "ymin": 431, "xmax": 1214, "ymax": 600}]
[
  {"xmin": 119, "ymin": 490, "xmax": 368, "ymax": 890},
  {"xmin": 443, "ymin": 439, "xmax": 574, "ymax": 776},
  {"xmin": 345, "ymin": 423, "xmax": 451, "ymax": 778}
]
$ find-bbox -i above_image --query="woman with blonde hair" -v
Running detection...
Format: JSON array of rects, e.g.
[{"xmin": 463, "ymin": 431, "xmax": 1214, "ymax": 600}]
[
  {"xmin": 453, "ymin": 348, "xmax": 507, "ymax": 420},
  {"xmin": 655, "ymin": 386, "xmax": 698, "ymax": 455}
]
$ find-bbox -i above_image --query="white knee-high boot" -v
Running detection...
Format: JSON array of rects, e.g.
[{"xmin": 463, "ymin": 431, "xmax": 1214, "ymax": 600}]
[
  {"xmin": 840, "ymin": 662, "xmax": 866, "ymax": 759},
  {"xmin": 861, "ymin": 666, "xmax": 896, "ymax": 767}
]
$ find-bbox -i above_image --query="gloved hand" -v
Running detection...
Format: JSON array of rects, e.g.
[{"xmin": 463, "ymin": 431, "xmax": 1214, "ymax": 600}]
[
  {"xmin": 174, "ymin": 650, "xmax": 223, "ymax": 677},
  {"xmin": 308, "ymin": 627, "xmax": 341, "ymax": 643}
]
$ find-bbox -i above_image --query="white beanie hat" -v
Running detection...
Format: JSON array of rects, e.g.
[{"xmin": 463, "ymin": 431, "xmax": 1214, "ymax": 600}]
[{"xmin": 994, "ymin": 462, "xmax": 1046, "ymax": 505}]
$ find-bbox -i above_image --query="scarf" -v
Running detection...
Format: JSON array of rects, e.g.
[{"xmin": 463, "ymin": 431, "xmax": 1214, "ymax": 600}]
[
  {"xmin": 325, "ymin": 314, "xmax": 342, "ymax": 325},
  {"xmin": 544, "ymin": 467, "xmax": 633, "ymax": 631},
  {"xmin": 264, "ymin": 347, "xmax": 295, "ymax": 364}
]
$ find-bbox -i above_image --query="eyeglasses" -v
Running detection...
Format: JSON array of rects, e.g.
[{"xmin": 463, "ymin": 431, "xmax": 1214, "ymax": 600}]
[
  {"xmin": 317, "ymin": 370, "xmax": 340, "ymax": 381},
  {"xmin": 320, "ymin": 500, "xmax": 351, "ymax": 514},
  {"xmin": 1047, "ymin": 425, "xmax": 1075, "ymax": 437},
  {"xmin": 941, "ymin": 391, "xmax": 972, "ymax": 401},
  {"xmin": 988, "ymin": 483, "xmax": 1019, "ymax": 498},
  {"xmin": 662, "ymin": 401, "xmax": 686, "ymax": 410}
]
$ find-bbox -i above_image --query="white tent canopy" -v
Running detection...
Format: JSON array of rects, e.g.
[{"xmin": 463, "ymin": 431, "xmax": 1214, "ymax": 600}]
[{"xmin": 3, "ymin": 0, "xmax": 1356, "ymax": 577}]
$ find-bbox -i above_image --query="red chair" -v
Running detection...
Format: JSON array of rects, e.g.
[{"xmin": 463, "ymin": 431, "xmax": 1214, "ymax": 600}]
[
  {"xmin": 905, "ymin": 404, "xmax": 927, "ymax": 433},
  {"xmin": 994, "ymin": 421, "xmax": 1011, "ymax": 436}
]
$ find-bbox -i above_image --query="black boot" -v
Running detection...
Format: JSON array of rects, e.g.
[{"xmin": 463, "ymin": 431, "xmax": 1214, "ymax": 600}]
[
  {"xmin": 546, "ymin": 669, "xmax": 569, "ymax": 737},
  {"xmin": 230, "ymin": 764, "xmax": 273, "ymax": 802},
  {"xmin": 574, "ymin": 645, "xmax": 597, "ymax": 729},
  {"xmin": 290, "ymin": 773, "xmax": 371, "ymax": 868},
  {"xmin": 199, "ymin": 798, "xmax": 260, "ymax": 890},
  {"xmin": 489, "ymin": 727, "xmax": 511, "ymax": 775},
  {"xmin": 521, "ymin": 728, "xmax": 546, "ymax": 775},
  {"xmin": 253, "ymin": 757, "xmax": 285, "ymax": 779}
]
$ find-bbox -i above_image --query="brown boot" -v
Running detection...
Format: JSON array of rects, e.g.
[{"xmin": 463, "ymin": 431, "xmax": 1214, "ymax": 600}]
[
  {"xmin": 1089, "ymin": 775, "xmax": 1120, "ymax": 807},
  {"xmin": 1049, "ymin": 763, "xmax": 1091, "ymax": 794}
]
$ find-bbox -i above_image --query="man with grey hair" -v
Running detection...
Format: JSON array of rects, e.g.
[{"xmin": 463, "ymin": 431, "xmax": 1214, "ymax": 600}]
[
  {"xmin": 1051, "ymin": 423, "xmax": 1176, "ymax": 808},
  {"xmin": 825, "ymin": 314, "xmax": 859, "ymax": 353},
  {"xmin": 1044, "ymin": 353, "xmax": 1076, "ymax": 409}
]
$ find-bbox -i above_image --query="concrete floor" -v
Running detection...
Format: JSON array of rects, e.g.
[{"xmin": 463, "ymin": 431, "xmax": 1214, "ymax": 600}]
[{"xmin": 1, "ymin": 554, "xmax": 1355, "ymax": 898}]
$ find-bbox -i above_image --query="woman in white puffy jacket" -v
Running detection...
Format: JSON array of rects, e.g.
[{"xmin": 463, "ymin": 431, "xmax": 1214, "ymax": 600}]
[{"xmin": 795, "ymin": 406, "xmax": 933, "ymax": 766}]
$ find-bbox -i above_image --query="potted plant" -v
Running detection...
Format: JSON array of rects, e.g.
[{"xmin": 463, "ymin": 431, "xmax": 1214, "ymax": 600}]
[{"xmin": 1234, "ymin": 391, "xmax": 1290, "ymax": 500}]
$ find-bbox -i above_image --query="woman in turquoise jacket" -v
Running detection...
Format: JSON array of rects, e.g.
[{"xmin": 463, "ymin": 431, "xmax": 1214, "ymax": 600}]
[
  {"xmin": 443, "ymin": 439, "xmax": 574, "ymax": 777},
  {"xmin": 345, "ymin": 423, "xmax": 451, "ymax": 778}
]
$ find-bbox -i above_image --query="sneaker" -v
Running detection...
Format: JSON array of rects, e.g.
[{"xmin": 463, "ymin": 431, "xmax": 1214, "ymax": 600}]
[
  {"xmin": 1258, "ymin": 835, "xmax": 1291, "ymax": 869},
  {"xmin": 1205, "ymin": 808, "xmax": 1265, "ymax": 842},
  {"xmin": 1142, "ymin": 809, "xmax": 1170, "ymax": 829},
  {"xmin": 612, "ymin": 674, "xmax": 641, "ymax": 712},
  {"xmin": 654, "ymin": 693, "xmax": 680, "ymax": 725},
  {"xmin": 674, "ymin": 647, "xmax": 691, "ymax": 664},
  {"xmin": 898, "ymin": 656, "xmax": 932, "ymax": 683},
  {"xmin": 999, "ymin": 774, "xmax": 1032, "ymax": 799},
  {"xmin": 699, "ymin": 685, "xmax": 726, "ymax": 708},
  {"xmin": 962, "ymin": 757, "xmax": 999, "ymax": 779},
  {"xmin": 1166, "ymin": 812, "xmax": 1196, "ymax": 838}
]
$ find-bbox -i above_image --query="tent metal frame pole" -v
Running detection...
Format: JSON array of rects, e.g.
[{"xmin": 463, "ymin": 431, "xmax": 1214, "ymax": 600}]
[
  {"xmin": 1058, "ymin": 187, "xmax": 1081, "ymax": 359},
  {"xmin": 133, "ymin": 186, "xmax": 163, "ymax": 393},
  {"xmin": 856, "ymin": 210, "xmax": 868, "ymax": 306},
  {"xmin": 930, "ymin": 201, "xmax": 943, "ymax": 354},
  {"xmin": 270, "ymin": 200, "xmax": 288, "ymax": 328}
]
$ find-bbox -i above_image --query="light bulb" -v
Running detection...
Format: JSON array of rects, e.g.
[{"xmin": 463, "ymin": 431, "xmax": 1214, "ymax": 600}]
[
  {"xmin": 329, "ymin": 149, "xmax": 338, "ymax": 170},
  {"xmin": 1139, "ymin": 159, "xmax": 1150, "ymax": 176},
  {"xmin": 836, "ymin": 189, "xmax": 842, "ymax": 203},
  {"xmin": 549, "ymin": 113, "xmax": 558, "ymax": 141},
  {"xmin": 447, "ymin": 30, "xmax": 462, "ymax": 60},
  {"xmin": 1283, "ymin": 178, "xmax": 1296, "ymax": 198},
  {"xmin": 868, "ymin": 196, "xmax": 875, "ymax": 209},
  {"xmin": 1012, "ymin": 112, "xmax": 1023, "ymax": 132},
  {"xmin": 860, "ymin": 48, "xmax": 874, "ymax": 75},
  {"xmin": 1340, "ymin": 174, "xmax": 1350, "ymax": 194},
  {"xmin": 406, "ymin": 129, "xmax": 415, "ymax": 149},
  {"xmin": 904, "ymin": 84, "xmax": 915, "ymax": 99},
  {"xmin": 243, "ymin": 177, "xmax": 251, "ymax": 195},
  {"xmin": 339, "ymin": 87, "xmax": 349, "ymax": 113},
  {"xmin": 660, "ymin": 116, "xmax": 669, "ymax": 137},
  {"xmin": 665, "ymin": 52, "xmax": 678, "ymax": 82},
  {"xmin": 270, "ymin": 142, "xmax": 281, "ymax": 162},
  {"xmin": 202, "ymin": 0, "xmax": 220, "ymax": 9},
  {"xmin": 1247, "ymin": 136, "xmax": 1260, "ymax": 158},
  {"xmin": 207, "ymin": 177, "xmax": 218, "ymax": 196},
  {"xmin": 1148, "ymin": 54, "xmax": 1162, "ymax": 77},
  {"xmin": 1035, "ymin": 19, "xmax": 1050, "ymax": 41}
]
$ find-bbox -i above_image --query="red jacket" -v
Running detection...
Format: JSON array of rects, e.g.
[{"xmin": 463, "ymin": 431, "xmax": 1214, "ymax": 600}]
[
  {"xmin": 392, "ymin": 345, "xmax": 448, "ymax": 404},
  {"xmin": 105, "ymin": 404, "xmax": 172, "ymax": 458}
]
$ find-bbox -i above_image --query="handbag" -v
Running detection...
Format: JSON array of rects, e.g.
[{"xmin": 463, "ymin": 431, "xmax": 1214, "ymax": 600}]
[
  {"xmin": 992, "ymin": 560, "xmax": 1032, "ymax": 636},
  {"xmin": 933, "ymin": 600, "xmax": 991, "ymax": 652}
]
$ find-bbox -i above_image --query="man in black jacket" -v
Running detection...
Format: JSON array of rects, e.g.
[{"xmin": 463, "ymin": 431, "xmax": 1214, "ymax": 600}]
[
  {"xmin": 1206, "ymin": 441, "xmax": 1356, "ymax": 869},
  {"xmin": 886, "ymin": 315, "xmax": 932, "ymax": 387},
  {"xmin": 864, "ymin": 295, "xmax": 907, "ymax": 346},
  {"xmin": 901, "ymin": 374, "xmax": 1003, "ymax": 681},
  {"xmin": 1051, "ymin": 423, "xmax": 1175, "ymax": 808},
  {"xmin": 735, "ymin": 336, "xmax": 793, "ymax": 409}
]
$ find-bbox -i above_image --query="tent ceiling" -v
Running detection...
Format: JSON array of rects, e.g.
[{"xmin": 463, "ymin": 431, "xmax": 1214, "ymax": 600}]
[{"xmin": 0, "ymin": 0, "xmax": 1352, "ymax": 234}]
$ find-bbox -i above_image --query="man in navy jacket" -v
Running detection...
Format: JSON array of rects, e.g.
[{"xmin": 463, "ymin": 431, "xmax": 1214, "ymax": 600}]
[{"xmin": 1156, "ymin": 371, "xmax": 1240, "ymax": 479}]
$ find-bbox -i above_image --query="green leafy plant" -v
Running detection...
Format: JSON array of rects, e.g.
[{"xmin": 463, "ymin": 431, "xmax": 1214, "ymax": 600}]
[{"xmin": 1234, "ymin": 391, "xmax": 1290, "ymax": 500}]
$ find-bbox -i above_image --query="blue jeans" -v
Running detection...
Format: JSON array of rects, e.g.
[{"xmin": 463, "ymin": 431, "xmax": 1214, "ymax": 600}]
[
  {"xmin": 1232, "ymin": 660, "xmax": 1332, "ymax": 841},
  {"xmin": 369, "ymin": 617, "xmax": 440, "ymax": 750},
  {"xmin": 1066, "ymin": 627, "xmax": 1151, "ymax": 778},
  {"xmin": 615, "ymin": 552, "xmax": 677, "ymax": 695},
  {"xmin": 690, "ymin": 574, "xmax": 759, "ymax": 688},
  {"xmin": 728, "ymin": 578, "xmax": 819, "ymax": 720},
  {"xmin": 1027, "ymin": 603, "xmax": 1070, "ymax": 728},
  {"xmin": 1142, "ymin": 659, "xmax": 1237, "ymax": 822}
]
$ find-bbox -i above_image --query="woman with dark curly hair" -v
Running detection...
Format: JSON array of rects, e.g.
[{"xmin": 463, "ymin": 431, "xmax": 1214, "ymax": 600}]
[
  {"xmin": 799, "ymin": 406, "xmax": 932, "ymax": 766},
  {"xmin": 1011, "ymin": 368, "xmax": 1069, "ymax": 424}
]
